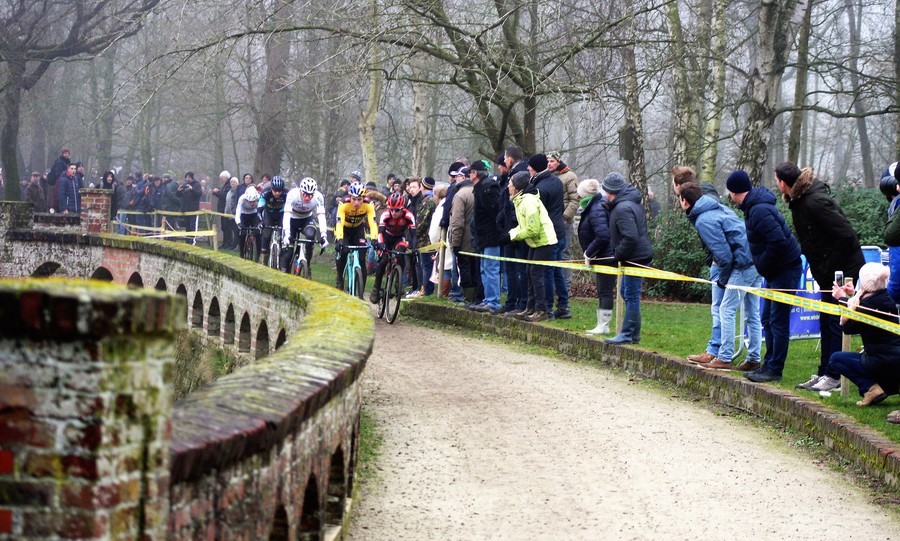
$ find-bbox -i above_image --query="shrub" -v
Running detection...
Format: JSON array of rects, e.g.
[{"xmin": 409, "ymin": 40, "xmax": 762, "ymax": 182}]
[{"xmin": 647, "ymin": 208, "xmax": 710, "ymax": 302}]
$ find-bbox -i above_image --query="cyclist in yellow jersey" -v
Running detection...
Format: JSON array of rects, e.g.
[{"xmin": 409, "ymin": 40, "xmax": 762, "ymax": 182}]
[{"xmin": 335, "ymin": 181, "xmax": 378, "ymax": 290}]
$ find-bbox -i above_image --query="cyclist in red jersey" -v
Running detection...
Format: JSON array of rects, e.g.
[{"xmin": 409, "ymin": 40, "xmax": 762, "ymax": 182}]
[{"xmin": 370, "ymin": 192, "xmax": 416, "ymax": 304}]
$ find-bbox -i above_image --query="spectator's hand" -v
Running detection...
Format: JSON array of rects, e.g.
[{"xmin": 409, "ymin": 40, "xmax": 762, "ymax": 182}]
[
  {"xmin": 716, "ymin": 281, "xmax": 727, "ymax": 290},
  {"xmin": 832, "ymin": 282, "xmax": 854, "ymax": 299},
  {"xmin": 584, "ymin": 255, "xmax": 591, "ymax": 267},
  {"xmin": 497, "ymin": 232, "xmax": 511, "ymax": 246}
]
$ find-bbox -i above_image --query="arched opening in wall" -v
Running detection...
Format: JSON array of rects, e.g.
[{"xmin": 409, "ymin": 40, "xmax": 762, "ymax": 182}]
[
  {"xmin": 208, "ymin": 298, "xmax": 221, "ymax": 338},
  {"xmin": 275, "ymin": 329, "xmax": 287, "ymax": 350},
  {"xmin": 90, "ymin": 267, "xmax": 113, "ymax": 281},
  {"xmin": 32, "ymin": 262, "xmax": 61, "ymax": 277},
  {"xmin": 176, "ymin": 284, "xmax": 188, "ymax": 298},
  {"xmin": 298, "ymin": 475, "xmax": 322, "ymax": 541},
  {"xmin": 238, "ymin": 313, "xmax": 252, "ymax": 352},
  {"xmin": 224, "ymin": 304, "xmax": 235, "ymax": 345},
  {"xmin": 191, "ymin": 291, "xmax": 204, "ymax": 329},
  {"xmin": 349, "ymin": 416, "xmax": 360, "ymax": 495},
  {"xmin": 255, "ymin": 320, "xmax": 269, "ymax": 360},
  {"xmin": 127, "ymin": 272, "xmax": 143, "ymax": 287},
  {"xmin": 154, "ymin": 277, "xmax": 167, "ymax": 291},
  {"xmin": 325, "ymin": 447, "xmax": 346, "ymax": 530},
  {"xmin": 269, "ymin": 505, "xmax": 289, "ymax": 541}
]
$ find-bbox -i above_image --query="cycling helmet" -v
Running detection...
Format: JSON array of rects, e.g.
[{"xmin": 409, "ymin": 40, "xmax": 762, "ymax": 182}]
[
  {"xmin": 245, "ymin": 186, "xmax": 259, "ymax": 201},
  {"xmin": 271, "ymin": 176, "xmax": 285, "ymax": 191},
  {"xmin": 348, "ymin": 181, "xmax": 366, "ymax": 198},
  {"xmin": 387, "ymin": 192, "xmax": 406, "ymax": 210},
  {"xmin": 299, "ymin": 177, "xmax": 317, "ymax": 194}
]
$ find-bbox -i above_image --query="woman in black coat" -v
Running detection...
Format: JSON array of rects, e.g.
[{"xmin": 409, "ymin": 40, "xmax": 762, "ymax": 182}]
[{"xmin": 577, "ymin": 179, "xmax": 616, "ymax": 335}]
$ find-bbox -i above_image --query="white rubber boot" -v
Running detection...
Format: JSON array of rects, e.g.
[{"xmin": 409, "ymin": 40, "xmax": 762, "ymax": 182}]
[{"xmin": 586, "ymin": 309, "xmax": 612, "ymax": 335}]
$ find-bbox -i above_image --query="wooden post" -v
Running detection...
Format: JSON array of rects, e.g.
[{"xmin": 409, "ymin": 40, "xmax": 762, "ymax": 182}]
[{"xmin": 437, "ymin": 229, "xmax": 447, "ymax": 299}]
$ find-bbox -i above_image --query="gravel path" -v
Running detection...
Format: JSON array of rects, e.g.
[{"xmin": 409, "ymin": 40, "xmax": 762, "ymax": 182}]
[{"xmin": 347, "ymin": 318, "xmax": 900, "ymax": 540}]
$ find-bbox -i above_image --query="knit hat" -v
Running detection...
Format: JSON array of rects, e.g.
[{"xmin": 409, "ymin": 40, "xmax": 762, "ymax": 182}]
[
  {"xmin": 547, "ymin": 150, "xmax": 562, "ymax": 162},
  {"xmin": 350, "ymin": 170, "xmax": 363, "ymax": 181},
  {"xmin": 422, "ymin": 176, "xmax": 435, "ymax": 190},
  {"xmin": 511, "ymin": 171, "xmax": 530, "ymax": 192},
  {"xmin": 577, "ymin": 178, "xmax": 601, "ymax": 199},
  {"xmin": 726, "ymin": 169, "xmax": 752, "ymax": 194},
  {"xmin": 848, "ymin": 262, "xmax": 890, "ymax": 311},
  {"xmin": 220, "ymin": 170, "xmax": 230, "ymax": 179},
  {"xmin": 497, "ymin": 154, "xmax": 506, "ymax": 166},
  {"xmin": 601, "ymin": 172, "xmax": 626, "ymax": 194},
  {"xmin": 528, "ymin": 153, "xmax": 548, "ymax": 172}
]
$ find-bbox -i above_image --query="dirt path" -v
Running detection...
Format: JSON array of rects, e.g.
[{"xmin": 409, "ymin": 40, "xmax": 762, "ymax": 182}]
[{"xmin": 347, "ymin": 318, "xmax": 900, "ymax": 540}]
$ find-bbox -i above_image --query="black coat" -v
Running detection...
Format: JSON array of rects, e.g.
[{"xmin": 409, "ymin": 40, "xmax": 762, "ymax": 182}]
[
  {"xmin": 497, "ymin": 160, "xmax": 528, "ymax": 232},
  {"xmin": 842, "ymin": 289, "xmax": 900, "ymax": 390},
  {"xmin": 739, "ymin": 187, "xmax": 801, "ymax": 279},
  {"xmin": 605, "ymin": 185, "xmax": 653, "ymax": 265},
  {"xmin": 578, "ymin": 194, "xmax": 613, "ymax": 260},
  {"xmin": 529, "ymin": 169, "xmax": 565, "ymax": 240},
  {"xmin": 786, "ymin": 177, "xmax": 864, "ymax": 286},
  {"xmin": 472, "ymin": 176, "xmax": 503, "ymax": 247}
]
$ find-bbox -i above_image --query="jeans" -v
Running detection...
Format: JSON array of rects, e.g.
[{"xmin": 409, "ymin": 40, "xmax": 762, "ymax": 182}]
[
  {"xmin": 706, "ymin": 264, "xmax": 723, "ymax": 356},
  {"xmin": 716, "ymin": 266, "xmax": 762, "ymax": 362},
  {"xmin": 760, "ymin": 263, "xmax": 802, "ymax": 374},
  {"xmin": 421, "ymin": 252, "xmax": 435, "ymax": 295},
  {"xmin": 825, "ymin": 351, "xmax": 874, "ymax": 396},
  {"xmin": 818, "ymin": 293, "xmax": 842, "ymax": 376},
  {"xmin": 544, "ymin": 235, "xmax": 569, "ymax": 311},
  {"xmin": 481, "ymin": 246, "xmax": 501, "ymax": 309},
  {"xmin": 620, "ymin": 273, "xmax": 643, "ymax": 312},
  {"xmin": 449, "ymin": 249, "xmax": 463, "ymax": 300}
]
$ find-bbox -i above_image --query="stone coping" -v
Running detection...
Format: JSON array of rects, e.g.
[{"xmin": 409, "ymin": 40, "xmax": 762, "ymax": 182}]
[
  {"xmin": 405, "ymin": 301, "xmax": 900, "ymax": 489},
  {"xmin": 6, "ymin": 229, "xmax": 374, "ymax": 483}
]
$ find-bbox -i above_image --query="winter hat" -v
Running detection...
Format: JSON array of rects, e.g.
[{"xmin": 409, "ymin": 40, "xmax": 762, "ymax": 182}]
[
  {"xmin": 726, "ymin": 169, "xmax": 752, "ymax": 194},
  {"xmin": 350, "ymin": 170, "xmax": 363, "ymax": 181},
  {"xmin": 511, "ymin": 171, "xmax": 531, "ymax": 192},
  {"xmin": 577, "ymin": 178, "xmax": 601, "ymax": 199},
  {"xmin": 879, "ymin": 174, "xmax": 898, "ymax": 201},
  {"xmin": 547, "ymin": 150, "xmax": 562, "ymax": 162},
  {"xmin": 448, "ymin": 161, "xmax": 466, "ymax": 177},
  {"xmin": 528, "ymin": 153, "xmax": 549, "ymax": 172},
  {"xmin": 848, "ymin": 262, "xmax": 890, "ymax": 311},
  {"xmin": 497, "ymin": 154, "xmax": 506, "ymax": 166},
  {"xmin": 422, "ymin": 176, "xmax": 435, "ymax": 190},
  {"xmin": 470, "ymin": 160, "xmax": 487, "ymax": 173},
  {"xmin": 601, "ymin": 172, "xmax": 626, "ymax": 194},
  {"xmin": 220, "ymin": 170, "xmax": 230, "ymax": 179}
]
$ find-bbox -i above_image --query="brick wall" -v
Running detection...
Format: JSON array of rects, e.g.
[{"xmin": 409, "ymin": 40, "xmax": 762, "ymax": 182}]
[{"xmin": 0, "ymin": 202, "xmax": 373, "ymax": 540}]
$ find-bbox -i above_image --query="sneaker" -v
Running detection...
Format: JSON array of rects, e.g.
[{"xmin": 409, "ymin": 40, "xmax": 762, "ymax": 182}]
[
  {"xmin": 699, "ymin": 358, "xmax": 733, "ymax": 370},
  {"xmin": 734, "ymin": 360, "xmax": 761, "ymax": 372},
  {"xmin": 405, "ymin": 290, "xmax": 423, "ymax": 299},
  {"xmin": 513, "ymin": 309, "xmax": 535, "ymax": 320},
  {"xmin": 687, "ymin": 351, "xmax": 716, "ymax": 364},
  {"xmin": 489, "ymin": 307, "xmax": 506, "ymax": 315},
  {"xmin": 554, "ymin": 308, "xmax": 571, "ymax": 319},
  {"xmin": 468, "ymin": 303, "xmax": 491, "ymax": 313},
  {"xmin": 810, "ymin": 375, "xmax": 841, "ymax": 392},
  {"xmin": 497, "ymin": 305, "xmax": 517, "ymax": 314},
  {"xmin": 795, "ymin": 375, "xmax": 821, "ymax": 390},
  {"xmin": 525, "ymin": 311, "xmax": 550, "ymax": 322},
  {"xmin": 744, "ymin": 368, "xmax": 782, "ymax": 383}
]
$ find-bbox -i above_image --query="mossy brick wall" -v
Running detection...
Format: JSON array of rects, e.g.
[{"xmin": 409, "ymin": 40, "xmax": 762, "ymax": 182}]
[
  {"xmin": 0, "ymin": 279, "xmax": 184, "ymax": 540},
  {"xmin": 405, "ymin": 301, "xmax": 900, "ymax": 489},
  {"xmin": 0, "ymin": 202, "xmax": 374, "ymax": 539}
]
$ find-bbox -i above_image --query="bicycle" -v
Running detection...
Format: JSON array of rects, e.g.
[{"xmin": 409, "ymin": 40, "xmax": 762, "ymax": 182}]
[
  {"xmin": 238, "ymin": 224, "xmax": 260, "ymax": 262},
  {"xmin": 288, "ymin": 236, "xmax": 321, "ymax": 279},
  {"xmin": 263, "ymin": 225, "xmax": 282, "ymax": 270},
  {"xmin": 377, "ymin": 247, "xmax": 407, "ymax": 324},
  {"xmin": 342, "ymin": 244, "xmax": 368, "ymax": 299}
]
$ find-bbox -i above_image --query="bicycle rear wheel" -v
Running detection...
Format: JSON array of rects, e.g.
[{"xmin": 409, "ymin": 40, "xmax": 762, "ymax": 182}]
[
  {"xmin": 376, "ymin": 266, "xmax": 388, "ymax": 319},
  {"xmin": 243, "ymin": 233, "xmax": 257, "ymax": 262},
  {"xmin": 385, "ymin": 265, "xmax": 402, "ymax": 323},
  {"xmin": 353, "ymin": 266, "xmax": 365, "ymax": 299}
]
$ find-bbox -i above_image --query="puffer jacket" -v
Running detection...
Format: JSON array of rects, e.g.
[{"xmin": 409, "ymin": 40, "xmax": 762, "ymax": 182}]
[
  {"xmin": 556, "ymin": 164, "xmax": 580, "ymax": 223},
  {"xmin": 510, "ymin": 189, "xmax": 557, "ymax": 248},
  {"xmin": 739, "ymin": 187, "xmax": 801, "ymax": 279},
  {"xmin": 884, "ymin": 197, "xmax": 900, "ymax": 304},
  {"xmin": 578, "ymin": 193, "xmax": 613, "ymax": 260},
  {"xmin": 605, "ymin": 184, "xmax": 653, "ymax": 265},
  {"xmin": 529, "ymin": 169, "xmax": 565, "ymax": 240},
  {"xmin": 473, "ymin": 176, "xmax": 503, "ymax": 247},
  {"xmin": 688, "ymin": 195, "xmax": 753, "ymax": 284},
  {"xmin": 785, "ymin": 170, "xmax": 864, "ymax": 287}
]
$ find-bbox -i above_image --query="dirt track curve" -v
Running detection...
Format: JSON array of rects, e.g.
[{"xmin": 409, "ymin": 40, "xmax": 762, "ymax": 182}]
[{"xmin": 347, "ymin": 318, "xmax": 900, "ymax": 540}]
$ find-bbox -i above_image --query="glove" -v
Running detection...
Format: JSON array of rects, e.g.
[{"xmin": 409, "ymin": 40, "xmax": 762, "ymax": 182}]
[
  {"xmin": 498, "ymin": 232, "xmax": 511, "ymax": 246},
  {"xmin": 375, "ymin": 241, "xmax": 385, "ymax": 252},
  {"xmin": 716, "ymin": 281, "xmax": 727, "ymax": 290},
  {"xmin": 336, "ymin": 239, "xmax": 345, "ymax": 253},
  {"xmin": 319, "ymin": 237, "xmax": 329, "ymax": 249}
]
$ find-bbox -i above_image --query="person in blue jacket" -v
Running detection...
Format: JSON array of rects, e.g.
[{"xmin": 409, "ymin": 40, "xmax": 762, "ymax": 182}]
[{"xmin": 680, "ymin": 182, "xmax": 761, "ymax": 369}]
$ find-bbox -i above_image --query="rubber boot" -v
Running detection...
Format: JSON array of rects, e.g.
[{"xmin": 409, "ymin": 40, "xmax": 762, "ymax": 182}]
[
  {"xmin": 441, "ymin": 278, "xmax": 451, "ymax": 297},
  {"xmin": 586, "ymin": 309, "xmax": 612, "ymax": 335},
  {"xmin": 605, "ymin": 309, "xmax": 639, "ymax": 345}
]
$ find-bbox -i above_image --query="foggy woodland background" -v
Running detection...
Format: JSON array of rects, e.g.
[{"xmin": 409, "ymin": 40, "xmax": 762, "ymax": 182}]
[{"xmin": 1, "ymin": 0, "xmax": 897, "ymax": 206}]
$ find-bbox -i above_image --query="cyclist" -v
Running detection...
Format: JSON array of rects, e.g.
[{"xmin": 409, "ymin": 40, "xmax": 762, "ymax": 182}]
[
  {"xmin": 234, "ymin": 185, "xmax": 261, "ymax": 259},
  {"xmin": 370, "ymin": 192, "xmax": 416, "ymax": 304},
  {"xmin": 281, "ymin": 176, "xmax": 328, "ymax": 272},
  {"xmin": 259, "ymin": 176, "xmax": 287, "ymax": 259},
  {"xmin": 335, "ymin": 181, "xmax": 377, "ymax": 290}
]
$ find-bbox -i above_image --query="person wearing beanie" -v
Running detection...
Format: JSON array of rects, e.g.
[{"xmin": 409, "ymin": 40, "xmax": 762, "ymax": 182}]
[
  {"xmin": 816, "ymin": 263, "xmax": 900, "ymax": 408},
  {"xmin": 577, "ymin": 178, "xmax": 616, "ymax": 335},
  {"xmin": 422, "ymin": 176, "xmax": 435, "ymax": 193},
  {"xmin": 603, "ymin": 171, "xmax": 653, "ymax": 345},
  {"xmin": 440, "ymin": 161, "xmax": 470, "ymax": 302},
  {"xmin": 528, "ymin": 154, "xmax": 568, "ymax": 319},
  {"xmin": 727, "ymin": 169, "xmax": 802, "ymax": 383},
  {"xmin": 449, "ymin": 161, "xmax": 478, "ymax": 305},
  {"xmin": 774, "ymin": 161, "xmax": 865, "ymax": 390},
  {"xmin": 498, "ymin": 147, "xmax": 531, "ymax": 314},
  {"xmin": 501, "ymin": 170, "xmax": 557, "ymax": 322},
  {"xmin": 408, "ymin": 177, "xmax": 438, "ymax": 297},
  {"xmin": 547, "ymin": 151, "xmax": 580, "ymax": 313},
  {"xmin": 679, "ymin": 182, "xmax": 761, "ymax": 370}
]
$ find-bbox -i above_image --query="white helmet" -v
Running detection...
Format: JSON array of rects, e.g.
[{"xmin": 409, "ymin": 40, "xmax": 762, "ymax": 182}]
[
  {"xmin": 245, "ymin": 186, "xmax": 259, "ymax": 201},
  {"xmin": 299, "ymin": 177, "xmax": 318, "ymax": 195}
]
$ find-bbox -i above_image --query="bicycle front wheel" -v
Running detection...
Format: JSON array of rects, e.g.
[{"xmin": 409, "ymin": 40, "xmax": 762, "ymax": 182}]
[
  {"xmin": 385, "ymin": 265, "xmax": 402, "ymax": 323},
  {"xmin": 353, "ymin": 266, "xmax": 365, "ymax": 299},
  {"xmin": 268, "ymin": 242, "xmax": 280, "ymax": 270}
]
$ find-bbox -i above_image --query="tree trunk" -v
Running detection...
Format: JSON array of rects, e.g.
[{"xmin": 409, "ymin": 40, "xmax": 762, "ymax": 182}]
[
  {"xmin": 253, "ymin": 0, "xmax": 291, "ymax": 179},
  {"xmin": 622, "ymin": 46, "xmax": 649, "ymax": 217},
  {"xmin": 844, "ymin": 0, "xmax": 874, "ymax": 186},
  {"xmin": 667, "ymin": 2, "xmax": 700, "ymax": 168},
  {"xmin": 94, "ymin": 50, "xmax": 117, "ymax": 173},
  {"xmin": 411, "ymin": 56, "xmax": 431, "ymax": 178},
  {"xmin": 787, "ymin": 0, "xmax": 814, "ymax": 164},
  {"xmin": 736, "ymin": 0, "xmax": 802, "ymax": 185},
  {"xmin": 1, "ymin": 77, "xmax": 22, "ymax": 201},
  {"xmin": 359, "ymin": 0, "xmax": 383, "ymax": 184},
  {"xmin": 896, "ymin": 0, "xmax": 900, "ymax": 161},
  {"xmin": 699, "ymin": 0, "xmax": 727, "ymax": 183}
]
